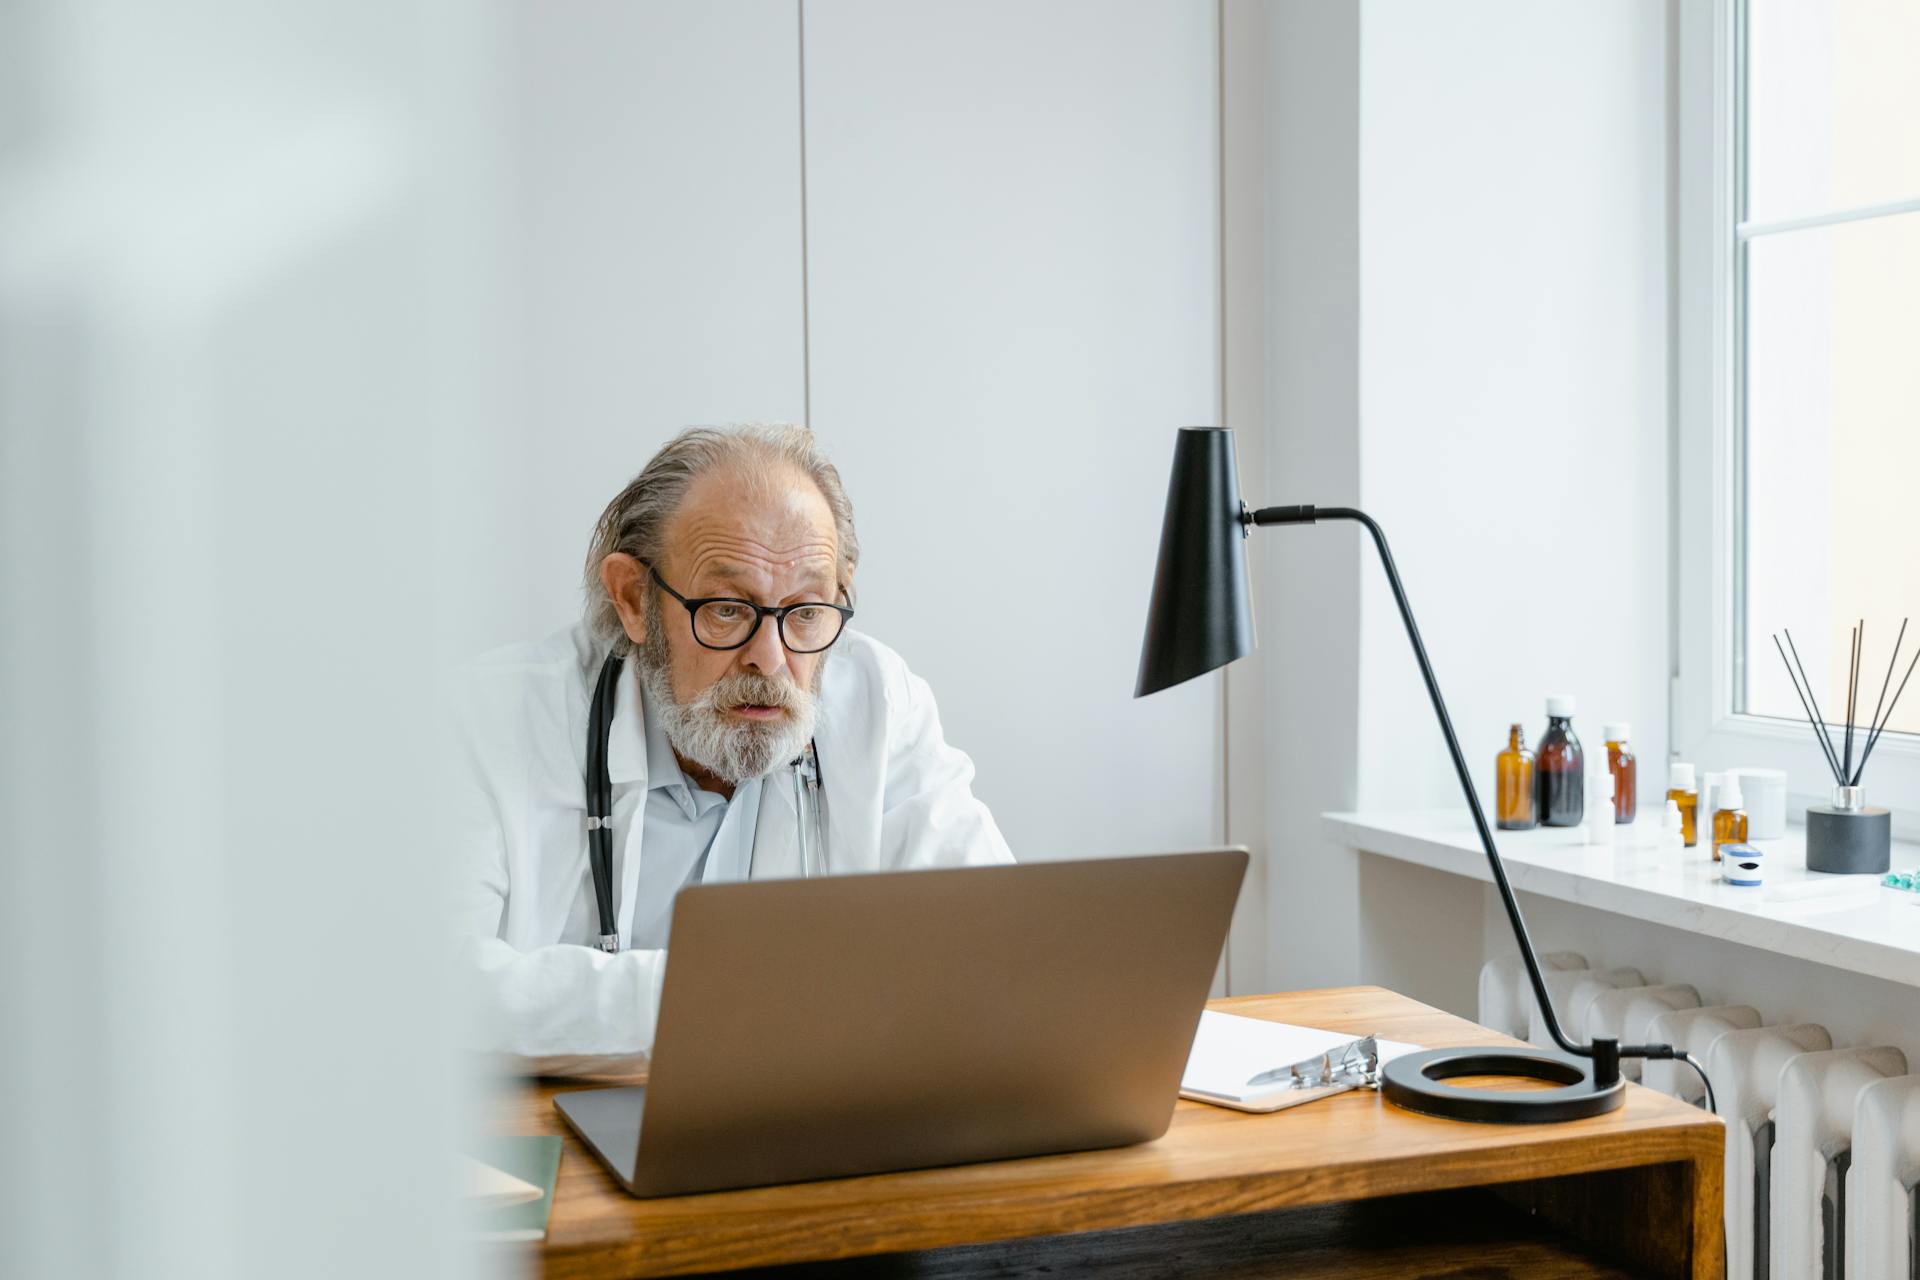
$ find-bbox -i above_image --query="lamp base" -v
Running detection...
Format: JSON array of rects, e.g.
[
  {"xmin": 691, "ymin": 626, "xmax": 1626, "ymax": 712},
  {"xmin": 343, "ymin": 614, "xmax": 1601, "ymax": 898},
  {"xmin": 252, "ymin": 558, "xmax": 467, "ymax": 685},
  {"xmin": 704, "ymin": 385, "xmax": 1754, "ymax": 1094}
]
[{"xmin": 1381, "ymin": 1046, "xmax": 1626, "ymax": 1124}]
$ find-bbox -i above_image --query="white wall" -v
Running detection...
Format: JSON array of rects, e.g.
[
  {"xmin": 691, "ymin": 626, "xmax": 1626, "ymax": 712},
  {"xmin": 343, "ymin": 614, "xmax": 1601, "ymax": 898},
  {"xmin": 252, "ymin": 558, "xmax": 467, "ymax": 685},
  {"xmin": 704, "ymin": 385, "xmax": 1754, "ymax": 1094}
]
[
  {"xmin": 1246, "ymin": 0, "xmax": 1673, "ymax": 1008},
  {"xmin": 1354, "ymin": 0, "xmax": 1671, "ymax": 817},
  {"xmin": 1238, "ymin": 0, "xmax": 1366, "ymax": 993},
  {"xmin": 502, "ymin": 0, "xmax": 808, "ymax": 650},
  {"xmin": 803, "ymin": 0, "xmax": 1223, "ymax": 864}
]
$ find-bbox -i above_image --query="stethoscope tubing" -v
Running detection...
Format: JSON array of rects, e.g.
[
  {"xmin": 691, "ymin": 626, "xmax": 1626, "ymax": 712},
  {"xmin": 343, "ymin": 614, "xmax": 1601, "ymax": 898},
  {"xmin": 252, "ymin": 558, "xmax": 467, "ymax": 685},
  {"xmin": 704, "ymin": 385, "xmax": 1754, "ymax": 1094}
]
[{"xmin": 586, "ymin": 650, "xmax": 622, "ymax": 953}]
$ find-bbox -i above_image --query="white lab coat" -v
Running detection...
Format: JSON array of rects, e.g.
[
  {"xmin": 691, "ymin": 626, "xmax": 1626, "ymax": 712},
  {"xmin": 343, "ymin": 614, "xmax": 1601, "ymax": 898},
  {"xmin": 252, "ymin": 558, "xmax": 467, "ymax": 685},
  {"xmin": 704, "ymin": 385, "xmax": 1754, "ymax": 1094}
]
[{"xmin": 454, "ymin": 622, "xmax": 1013, "ymax": 1076}]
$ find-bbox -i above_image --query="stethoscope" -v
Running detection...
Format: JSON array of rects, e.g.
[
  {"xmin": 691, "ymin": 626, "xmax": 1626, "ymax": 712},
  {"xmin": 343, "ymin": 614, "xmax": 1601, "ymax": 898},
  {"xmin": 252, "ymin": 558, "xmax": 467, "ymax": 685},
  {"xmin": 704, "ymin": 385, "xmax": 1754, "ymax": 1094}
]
[{"xmin": 585, "ymin": 650, "xmax": 825, "ymax": 954}]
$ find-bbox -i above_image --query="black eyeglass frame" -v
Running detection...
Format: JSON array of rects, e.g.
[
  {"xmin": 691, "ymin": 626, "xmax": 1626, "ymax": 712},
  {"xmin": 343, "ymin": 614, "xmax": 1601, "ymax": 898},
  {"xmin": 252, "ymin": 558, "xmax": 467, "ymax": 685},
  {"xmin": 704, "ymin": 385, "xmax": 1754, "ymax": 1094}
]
[{"xmin": 644, "ymin": 563, "xmax": 854, "ymax": 654}]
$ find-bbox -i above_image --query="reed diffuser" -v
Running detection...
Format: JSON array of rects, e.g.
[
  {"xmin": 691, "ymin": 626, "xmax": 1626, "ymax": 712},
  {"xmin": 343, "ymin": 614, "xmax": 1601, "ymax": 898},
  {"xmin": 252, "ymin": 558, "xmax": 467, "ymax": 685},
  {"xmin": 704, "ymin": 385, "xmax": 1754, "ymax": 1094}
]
[{"xmin": 1772, "ymin": 620, "xmax": 1915, "ymax": 874}]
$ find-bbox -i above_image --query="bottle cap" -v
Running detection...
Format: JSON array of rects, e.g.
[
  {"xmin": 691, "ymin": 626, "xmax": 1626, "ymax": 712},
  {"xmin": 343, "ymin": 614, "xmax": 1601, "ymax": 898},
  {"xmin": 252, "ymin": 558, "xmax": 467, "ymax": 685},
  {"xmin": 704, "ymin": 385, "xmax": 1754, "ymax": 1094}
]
[
  {"xmin": 1718, "ymin": 776, "xmax": 1743, "ymax": 809},
  {"xmin": 1668, "ymin": 762, "xmax": 1695, "ymax": 791},
  {"xmin": 1588, "ymin": 768, "xmax": 1614, "ymax": 799},
  {"xmin": 1602, "ymin": 722, "xmax": 1630, "ymax": 742},
  {"xmin": 1546, "ymin": 695, "xmax": 1576, "ymax": 718},
  {"xmin": 1662, "ymin": 798, "xmax": 1683, "ymax": 830}
]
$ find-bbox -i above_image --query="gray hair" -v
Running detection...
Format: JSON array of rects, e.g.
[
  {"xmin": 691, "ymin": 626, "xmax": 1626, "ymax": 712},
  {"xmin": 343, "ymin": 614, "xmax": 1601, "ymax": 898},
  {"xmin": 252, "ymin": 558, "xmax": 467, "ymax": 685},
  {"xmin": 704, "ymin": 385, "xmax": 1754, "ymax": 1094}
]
[{"xmin": 582, "ymin": 424, "xmax": 860, "ymax": 655}]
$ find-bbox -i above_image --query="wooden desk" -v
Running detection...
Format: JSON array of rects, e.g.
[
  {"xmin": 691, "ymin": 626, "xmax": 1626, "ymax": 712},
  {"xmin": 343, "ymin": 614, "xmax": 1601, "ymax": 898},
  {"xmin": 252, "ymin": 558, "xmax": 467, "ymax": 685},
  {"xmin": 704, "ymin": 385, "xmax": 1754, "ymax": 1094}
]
[{"xmin": 496, "ymin": 986, "xmax": 1724, "ymax": 1279}]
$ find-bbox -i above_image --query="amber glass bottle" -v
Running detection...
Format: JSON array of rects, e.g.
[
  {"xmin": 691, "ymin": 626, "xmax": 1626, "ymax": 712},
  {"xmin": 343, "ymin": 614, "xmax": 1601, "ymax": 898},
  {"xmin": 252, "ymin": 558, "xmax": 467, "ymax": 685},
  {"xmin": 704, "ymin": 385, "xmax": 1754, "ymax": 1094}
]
[
  {"xmin": 1711, "ymin": 776, "xmax": 1748, "ymax": 863},
  {"xmin": 1496, "ymin": 724, "xmax": 1536, "ymax": 830},
  {"xmin": 1667, "ymin": 762, "xmax": 1699, "ymax": 847},
  {"xmin": 1534, "ymin": 696, "xmax": 1584, "ymax": 827},
  {"xmin": 1603, "ymin": 722, "xmax": 1636, "ymax": 824}
]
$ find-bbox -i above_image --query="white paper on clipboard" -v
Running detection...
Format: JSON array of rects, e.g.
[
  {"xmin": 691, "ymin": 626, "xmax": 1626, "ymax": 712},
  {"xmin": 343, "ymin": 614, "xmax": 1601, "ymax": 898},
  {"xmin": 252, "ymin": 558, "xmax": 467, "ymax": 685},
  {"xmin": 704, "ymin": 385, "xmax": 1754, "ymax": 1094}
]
[{"xmin": 1180, "ymin": 1010, "xmax": 1422, "ymax": 1113}]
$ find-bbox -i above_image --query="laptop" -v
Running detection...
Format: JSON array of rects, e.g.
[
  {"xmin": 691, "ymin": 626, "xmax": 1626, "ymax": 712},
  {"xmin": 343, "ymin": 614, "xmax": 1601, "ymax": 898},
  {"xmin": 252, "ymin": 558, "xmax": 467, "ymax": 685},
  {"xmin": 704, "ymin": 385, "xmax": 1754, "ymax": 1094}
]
[{"xmin": 553, "ymin": 849, "xmax": 1247, "ymax": 1198}]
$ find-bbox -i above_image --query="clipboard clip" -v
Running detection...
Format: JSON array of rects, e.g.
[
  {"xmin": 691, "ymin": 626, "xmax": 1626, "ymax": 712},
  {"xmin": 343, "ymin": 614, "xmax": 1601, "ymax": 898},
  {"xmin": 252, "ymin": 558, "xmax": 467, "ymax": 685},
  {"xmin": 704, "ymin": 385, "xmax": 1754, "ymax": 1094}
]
[{"xmin": 1245, "ymin": 1034, "xmax": 1382, "ymax": 1091}]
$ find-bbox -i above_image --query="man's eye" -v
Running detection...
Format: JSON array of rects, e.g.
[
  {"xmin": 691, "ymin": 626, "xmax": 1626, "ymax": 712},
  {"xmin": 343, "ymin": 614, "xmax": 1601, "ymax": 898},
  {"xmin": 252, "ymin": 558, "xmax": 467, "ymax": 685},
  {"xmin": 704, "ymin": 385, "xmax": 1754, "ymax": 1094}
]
[
  {"xmin": 709, "ymin": 603, "xmax": 746, "ymax": 621},
  {"xmin": 789, "ymin": 606, "xmax": 825, "ymax": 625}
]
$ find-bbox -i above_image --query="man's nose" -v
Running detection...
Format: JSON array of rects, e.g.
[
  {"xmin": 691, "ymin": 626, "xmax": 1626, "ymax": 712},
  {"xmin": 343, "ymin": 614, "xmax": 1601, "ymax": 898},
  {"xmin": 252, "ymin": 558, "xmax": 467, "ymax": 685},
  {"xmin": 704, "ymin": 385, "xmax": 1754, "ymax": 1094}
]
[{"xmin": 736, "ymin": 614, "xmax": 790, "ymax": 677}]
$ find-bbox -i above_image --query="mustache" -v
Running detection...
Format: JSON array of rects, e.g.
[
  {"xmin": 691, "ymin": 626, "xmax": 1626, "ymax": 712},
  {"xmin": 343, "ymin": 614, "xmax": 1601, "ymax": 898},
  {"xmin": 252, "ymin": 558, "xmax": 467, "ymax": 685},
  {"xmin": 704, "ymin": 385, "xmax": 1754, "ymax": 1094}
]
[{"xmin": 697, "ymin": 671, "xmax": 808, "ymax": 714}]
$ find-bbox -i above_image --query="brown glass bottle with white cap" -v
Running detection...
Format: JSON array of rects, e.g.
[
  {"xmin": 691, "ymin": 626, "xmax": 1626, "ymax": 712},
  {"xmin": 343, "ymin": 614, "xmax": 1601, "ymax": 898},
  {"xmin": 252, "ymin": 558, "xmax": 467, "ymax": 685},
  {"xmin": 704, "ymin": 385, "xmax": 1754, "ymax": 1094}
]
[
  {"xmin": 1667, "ymin": 762, "xmax": 1699, "ymax": 847},
  {"xmin": 1603, "ymin": 722, "xmax": 1636, "ymax": 823},
  {"xmin": 1533, "ymin": 696, "xmax": 1584, "ymax": 827},
  {"xmin": 1711, "ymin": 775, "xmax": 1748, "ymax": 863}
]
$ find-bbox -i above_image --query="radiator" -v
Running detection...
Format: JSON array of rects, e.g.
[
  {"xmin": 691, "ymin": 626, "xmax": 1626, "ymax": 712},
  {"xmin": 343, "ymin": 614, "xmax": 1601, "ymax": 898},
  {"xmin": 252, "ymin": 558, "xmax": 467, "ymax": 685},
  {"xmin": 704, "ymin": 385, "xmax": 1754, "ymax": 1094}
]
[
  {"xmin": 1708, "ymin": 1023, "xmax": 1836, "ymax": 1280},
  {"xmin": 1526, "ymin": 965, "xmax": 1644, "ymax": 1047},
  {"xmin": 1483, "ymin": 955, "xmax": 1920, "ymax": 1280},
  {"xmin": 1774, "ymin": 1046, "xmax": 1907, "ymax": 1279},
  {"xmin": 1476, "ymin": 951, "xmax": 1587, "ymax": 1039},
  {"xmin": 1851, "ymin": 1076, "xmax": 1920, "ymax": 1280}
]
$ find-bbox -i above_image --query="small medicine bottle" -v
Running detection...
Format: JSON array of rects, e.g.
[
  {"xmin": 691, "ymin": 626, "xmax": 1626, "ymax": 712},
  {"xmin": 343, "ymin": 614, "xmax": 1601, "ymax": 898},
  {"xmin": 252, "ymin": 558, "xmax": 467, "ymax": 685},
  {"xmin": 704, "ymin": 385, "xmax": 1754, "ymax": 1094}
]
[
  {"xmin": 1711, "ymin": 775, "xmax": 1748, "ymax": 863},
  {"xmin": 1534, "ymin": 695, "xmax": 1584, "ymax": 827},
  {"xmin": 1585, "ymin": 768, "xmax": 1615, "ymax": 846},
  {"xmin": 1603, "ymin": 722, "xmax": 1636, "ymax": 824},
  {"xmin": 1660, "ymin": 799, "xmax": 1686, "ymax": 854},
  {"xmin": 1496, "ymin": 724, "xmax": 1536, "ymax": 830},
  {"xmin": 1667, "ymin": 762, "xmax": 1698, "ymax": 848}
]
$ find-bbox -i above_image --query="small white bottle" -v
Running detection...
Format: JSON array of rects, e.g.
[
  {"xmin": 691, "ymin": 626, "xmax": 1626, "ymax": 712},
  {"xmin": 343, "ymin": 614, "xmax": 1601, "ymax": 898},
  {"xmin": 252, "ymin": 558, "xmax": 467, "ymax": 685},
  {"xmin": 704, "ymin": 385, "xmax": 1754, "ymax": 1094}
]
[
  {"xmin": 1660, "ymin": 799, "xmax": 1685, "ymax": 855},
  {"xmin": 1586, "ymin": 768, "xmax": 1616, "ymax": 846}
]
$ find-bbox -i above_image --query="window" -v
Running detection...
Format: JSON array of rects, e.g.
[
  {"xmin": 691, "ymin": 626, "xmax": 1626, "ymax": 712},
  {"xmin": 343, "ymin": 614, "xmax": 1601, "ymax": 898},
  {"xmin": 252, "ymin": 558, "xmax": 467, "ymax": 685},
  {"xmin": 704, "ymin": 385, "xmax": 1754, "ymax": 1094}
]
[{"xmin": 1677, "ymin": 0, "xmax": 1920, "ymax": 814}]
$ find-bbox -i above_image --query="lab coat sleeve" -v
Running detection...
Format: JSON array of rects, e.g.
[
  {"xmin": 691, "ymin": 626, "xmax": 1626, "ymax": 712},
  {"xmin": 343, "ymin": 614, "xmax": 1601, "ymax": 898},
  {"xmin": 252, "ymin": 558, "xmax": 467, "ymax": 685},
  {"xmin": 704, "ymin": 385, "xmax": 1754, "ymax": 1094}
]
[
  {"xmin": 453, "ymin": 673, "xmax": 666, "ymax": 1078},
  {"xmin": 878, "ymin": 663, "xmax": 1015, "ymax": 868},
  {"xmin": 463, "ymin": 936, "xmax": 667, "ymax": 1078}
]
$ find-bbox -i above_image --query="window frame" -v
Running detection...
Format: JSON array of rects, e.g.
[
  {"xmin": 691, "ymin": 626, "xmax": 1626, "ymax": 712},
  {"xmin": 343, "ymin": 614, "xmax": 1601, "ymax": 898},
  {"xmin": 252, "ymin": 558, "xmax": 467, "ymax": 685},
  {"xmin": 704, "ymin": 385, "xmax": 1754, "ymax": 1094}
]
[{"xmin": 1674, "ymin": 0, "xmax": 1920, "ymax": 831}]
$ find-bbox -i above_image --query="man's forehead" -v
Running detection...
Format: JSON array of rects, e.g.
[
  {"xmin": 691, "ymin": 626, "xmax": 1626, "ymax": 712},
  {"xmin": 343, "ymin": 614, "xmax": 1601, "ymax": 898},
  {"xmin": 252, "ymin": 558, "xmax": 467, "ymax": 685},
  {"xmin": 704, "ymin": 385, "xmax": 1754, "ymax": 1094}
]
[
  {"xmin": 671, "ymin": 515, "xmax": 837, "ymax": 569},
  {"xmin": 691, "ymin": 547, "xmax": 837, "ymax": 585},
  {"xmin": 668, "ymin": 472, "xmax": 838, "ymax": 586}
]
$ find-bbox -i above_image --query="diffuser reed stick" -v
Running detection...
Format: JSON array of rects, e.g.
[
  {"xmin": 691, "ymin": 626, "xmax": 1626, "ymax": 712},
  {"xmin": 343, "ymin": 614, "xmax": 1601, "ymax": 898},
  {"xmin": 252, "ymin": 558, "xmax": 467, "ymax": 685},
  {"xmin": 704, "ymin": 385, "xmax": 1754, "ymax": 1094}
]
[
  {"xmin": 1852, "ymin": 632, "xmax": 1920, "ymax": 786},
  {"xmin": 1781, "ymin": 629, "xmax": 1844, "ymax": 781},
  {"xmin": 1774, "ymin": 620, "xmax": 1917, "ymax": 788},
  {"xmin": 1773, "ymin": 633, "xmax": 1842, "ymax": 781}
]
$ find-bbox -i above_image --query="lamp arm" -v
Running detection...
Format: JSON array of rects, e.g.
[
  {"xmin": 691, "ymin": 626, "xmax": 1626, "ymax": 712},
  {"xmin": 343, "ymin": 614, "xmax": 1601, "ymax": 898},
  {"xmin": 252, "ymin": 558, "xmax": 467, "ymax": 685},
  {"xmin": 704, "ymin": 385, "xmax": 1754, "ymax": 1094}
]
[{"xmin": 1248, "ymin": 503, "xmax": 1594, "ymax": 1059}]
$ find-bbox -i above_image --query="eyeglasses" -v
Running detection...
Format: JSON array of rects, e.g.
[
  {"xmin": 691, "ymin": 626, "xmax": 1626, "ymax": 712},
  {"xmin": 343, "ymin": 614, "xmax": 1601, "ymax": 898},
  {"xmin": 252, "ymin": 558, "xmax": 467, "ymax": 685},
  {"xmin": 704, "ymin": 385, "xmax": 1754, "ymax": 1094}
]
[{"xmin": 646, "ymin": 564, "xmax": 853, "ymax": 654}]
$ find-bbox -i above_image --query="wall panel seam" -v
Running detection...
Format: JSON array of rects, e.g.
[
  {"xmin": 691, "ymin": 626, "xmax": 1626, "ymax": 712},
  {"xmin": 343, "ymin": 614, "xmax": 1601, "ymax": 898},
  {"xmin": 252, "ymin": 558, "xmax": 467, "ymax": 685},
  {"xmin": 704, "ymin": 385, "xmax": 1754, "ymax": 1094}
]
[{"xmin": 797, "ymin": 0, "xmax": 813, "ymax": 429}]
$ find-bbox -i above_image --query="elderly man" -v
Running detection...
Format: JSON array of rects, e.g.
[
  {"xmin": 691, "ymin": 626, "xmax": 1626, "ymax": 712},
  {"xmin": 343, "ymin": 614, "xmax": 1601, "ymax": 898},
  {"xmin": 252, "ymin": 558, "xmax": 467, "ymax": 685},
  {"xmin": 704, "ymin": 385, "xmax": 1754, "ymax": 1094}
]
[{"xmin": 457, "ymin": 425, "xmax": 1013, "ymax": 1074}]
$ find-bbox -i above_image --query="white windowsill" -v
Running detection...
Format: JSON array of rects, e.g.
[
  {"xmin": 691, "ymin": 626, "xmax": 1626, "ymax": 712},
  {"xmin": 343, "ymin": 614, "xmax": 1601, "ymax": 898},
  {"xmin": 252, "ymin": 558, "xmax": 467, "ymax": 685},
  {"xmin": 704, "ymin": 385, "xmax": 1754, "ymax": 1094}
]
[{"xmin": 1325, "ymin": 809, "xmax": 1920, "ymax": 988}]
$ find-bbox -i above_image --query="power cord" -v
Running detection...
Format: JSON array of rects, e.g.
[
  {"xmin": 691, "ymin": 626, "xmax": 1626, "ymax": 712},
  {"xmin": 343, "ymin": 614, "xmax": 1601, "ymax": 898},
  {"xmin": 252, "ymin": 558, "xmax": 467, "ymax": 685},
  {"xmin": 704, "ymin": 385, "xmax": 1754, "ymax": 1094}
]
[
  {"xmin": 1618, "ymin": 1041, "xmax": 1719, "ymax": 1115},
  {"xmin": 1677, "ymin": 1050, "xmax": 1717, "ymax": 1115}
]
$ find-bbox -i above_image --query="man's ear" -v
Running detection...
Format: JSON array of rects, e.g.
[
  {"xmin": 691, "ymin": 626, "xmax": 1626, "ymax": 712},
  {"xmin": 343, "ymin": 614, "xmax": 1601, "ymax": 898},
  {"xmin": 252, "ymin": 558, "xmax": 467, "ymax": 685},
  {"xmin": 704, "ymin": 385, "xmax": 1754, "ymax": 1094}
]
[{"xmin": 598, "ymin": 554, "xmax": 650, "ymax": 645}]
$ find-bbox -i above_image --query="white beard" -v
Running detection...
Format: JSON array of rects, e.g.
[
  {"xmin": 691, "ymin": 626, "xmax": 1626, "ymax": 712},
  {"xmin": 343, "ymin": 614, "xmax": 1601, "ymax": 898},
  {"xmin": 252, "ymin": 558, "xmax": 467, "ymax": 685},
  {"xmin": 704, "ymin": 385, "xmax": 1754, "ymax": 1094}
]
[{"xmin": 636, "ymin": 645, "xmax": 821, "ymax": 784}]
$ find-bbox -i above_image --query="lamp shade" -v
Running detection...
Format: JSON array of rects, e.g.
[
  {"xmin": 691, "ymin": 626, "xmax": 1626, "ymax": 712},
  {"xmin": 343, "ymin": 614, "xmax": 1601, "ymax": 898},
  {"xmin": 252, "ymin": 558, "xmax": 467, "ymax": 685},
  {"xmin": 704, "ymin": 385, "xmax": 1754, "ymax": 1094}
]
[{"xmin": 1134, "ymin": 427, "xmax": 1254, "ymax": 697}]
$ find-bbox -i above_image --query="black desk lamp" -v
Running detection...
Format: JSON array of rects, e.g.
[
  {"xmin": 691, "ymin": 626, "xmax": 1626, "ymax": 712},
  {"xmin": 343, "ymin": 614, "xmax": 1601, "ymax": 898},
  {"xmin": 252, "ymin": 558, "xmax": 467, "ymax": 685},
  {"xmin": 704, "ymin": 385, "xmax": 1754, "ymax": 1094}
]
[{"xmin": 1136, "ymin": 427, "xmax": 1704, "ymax": 1123}]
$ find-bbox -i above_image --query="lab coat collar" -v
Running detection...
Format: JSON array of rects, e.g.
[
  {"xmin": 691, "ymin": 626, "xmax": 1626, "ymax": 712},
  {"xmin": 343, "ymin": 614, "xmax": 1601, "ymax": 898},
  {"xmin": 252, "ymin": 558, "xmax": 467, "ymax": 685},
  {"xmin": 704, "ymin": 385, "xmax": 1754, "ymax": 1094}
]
[{"xmin": 604, "ymin": 656, "xmax": 651, "ymax": 786}]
